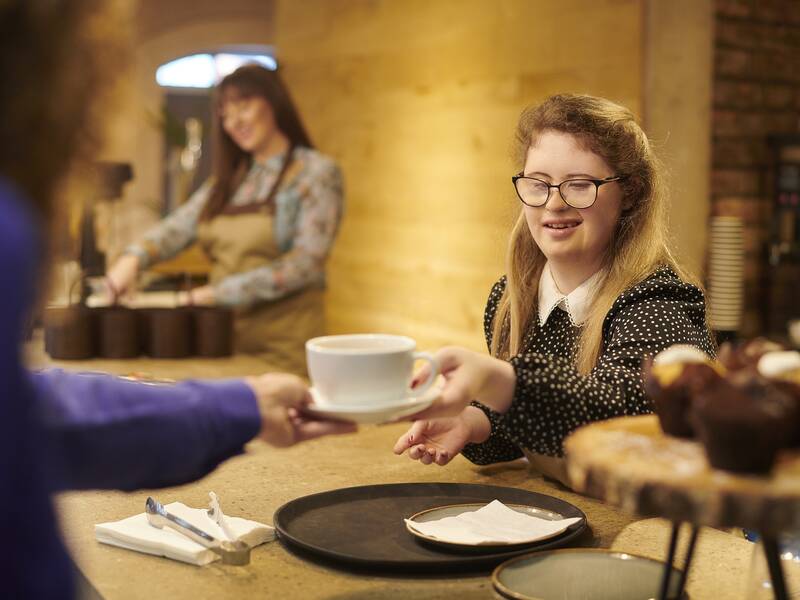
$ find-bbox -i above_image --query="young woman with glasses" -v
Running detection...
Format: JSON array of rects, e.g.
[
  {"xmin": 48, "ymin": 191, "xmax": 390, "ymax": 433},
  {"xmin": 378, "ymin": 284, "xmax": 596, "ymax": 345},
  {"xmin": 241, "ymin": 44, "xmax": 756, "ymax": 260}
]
[{"xmin": 394, "ymin": 94, "xmax": 714, "ymax": 485}]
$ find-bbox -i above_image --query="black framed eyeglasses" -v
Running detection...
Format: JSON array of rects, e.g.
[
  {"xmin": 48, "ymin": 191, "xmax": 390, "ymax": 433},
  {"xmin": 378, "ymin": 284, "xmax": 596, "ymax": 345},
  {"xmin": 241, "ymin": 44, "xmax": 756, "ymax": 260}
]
[{"xmin": 511, "ymin": 174, "xmax": 627, "ymax": 209}]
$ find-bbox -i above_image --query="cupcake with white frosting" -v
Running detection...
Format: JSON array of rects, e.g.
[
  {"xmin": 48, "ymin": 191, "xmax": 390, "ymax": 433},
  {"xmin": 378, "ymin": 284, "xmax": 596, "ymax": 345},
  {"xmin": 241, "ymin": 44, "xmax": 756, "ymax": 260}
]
[
  {"xmin": 757, "ymin": 351, "xmax": 800, "ymax": 383},
  {"xmin": 644, "ymin": 344, "xmax": 722, "ymax": 438},
  {"xmin": 717, "ymin": 338, "xmax": 785, "ymax": 373}
]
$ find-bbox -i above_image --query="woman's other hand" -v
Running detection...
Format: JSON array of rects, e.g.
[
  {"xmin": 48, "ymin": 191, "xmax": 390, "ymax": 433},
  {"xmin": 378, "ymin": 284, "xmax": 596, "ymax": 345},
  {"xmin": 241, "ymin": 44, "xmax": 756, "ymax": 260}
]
[
  {"xmin": 106, "ymin": 253, "xmax": 141, "ymax": 299},
  {"xmin": 178, "ymin": 285, "xmax": 216, "ymax": 306},
  {"xmin": 409, "ymin": 346, "xmax": 516, "ymax": 420},
  {"xmin": 245, "ymin": 373, "xmax": 356, "ymax": 447},
  {"xmin": 393, "ymin": 406, "xmax": 491, "ymax": 466}
]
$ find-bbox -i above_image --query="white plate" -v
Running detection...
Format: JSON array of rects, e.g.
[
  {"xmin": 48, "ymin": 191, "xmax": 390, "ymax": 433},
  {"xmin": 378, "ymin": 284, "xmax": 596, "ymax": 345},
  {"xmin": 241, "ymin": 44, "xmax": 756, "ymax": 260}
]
[
  {"xmin": 405, "ymin": 502, "xmax": 583, "ymax": 549},
  {"xmin": 305, "ymin": 386, "xmax": 439, "ymax": 424}
]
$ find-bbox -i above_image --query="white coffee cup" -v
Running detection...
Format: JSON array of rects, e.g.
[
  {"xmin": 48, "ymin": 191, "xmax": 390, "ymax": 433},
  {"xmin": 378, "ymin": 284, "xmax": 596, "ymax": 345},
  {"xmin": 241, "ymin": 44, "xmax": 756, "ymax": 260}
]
[{"xmin": 305, "ymin": 334, "xmax": 438, "ymax": 407}]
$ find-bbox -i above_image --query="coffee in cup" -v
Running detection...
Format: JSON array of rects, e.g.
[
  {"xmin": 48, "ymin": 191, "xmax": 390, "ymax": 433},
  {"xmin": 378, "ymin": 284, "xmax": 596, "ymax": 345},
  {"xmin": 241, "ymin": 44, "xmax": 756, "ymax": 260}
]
[{"xmin": 305, "ymin": 334, "xmax": 438, "ymax": 407}]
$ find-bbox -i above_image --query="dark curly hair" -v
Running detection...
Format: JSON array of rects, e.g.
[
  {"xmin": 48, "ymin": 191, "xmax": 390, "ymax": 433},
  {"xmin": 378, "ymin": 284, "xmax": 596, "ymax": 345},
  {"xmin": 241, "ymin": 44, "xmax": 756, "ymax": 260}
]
[{"xmin": 0, "ymin": 0, "xmax": 125, "ymax": 222}]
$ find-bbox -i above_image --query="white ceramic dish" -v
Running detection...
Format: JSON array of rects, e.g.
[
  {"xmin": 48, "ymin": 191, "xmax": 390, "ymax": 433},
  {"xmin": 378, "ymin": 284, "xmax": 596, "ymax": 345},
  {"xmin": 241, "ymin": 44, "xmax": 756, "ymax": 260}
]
[
  {"xmin": 405, "ymin": 502, "xmax": 581, "ymax": 550},
  {"xmin": 304, "ymin": 386, "xmax": 438, "ymax": 424}
]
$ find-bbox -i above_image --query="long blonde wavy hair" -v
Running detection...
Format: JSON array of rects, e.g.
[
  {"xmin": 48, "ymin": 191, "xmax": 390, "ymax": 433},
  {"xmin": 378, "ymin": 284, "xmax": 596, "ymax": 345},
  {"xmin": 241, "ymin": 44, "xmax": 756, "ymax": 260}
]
[{"xmin": 490, "ymin": 94, "xmax": 697, "ymax": 375}]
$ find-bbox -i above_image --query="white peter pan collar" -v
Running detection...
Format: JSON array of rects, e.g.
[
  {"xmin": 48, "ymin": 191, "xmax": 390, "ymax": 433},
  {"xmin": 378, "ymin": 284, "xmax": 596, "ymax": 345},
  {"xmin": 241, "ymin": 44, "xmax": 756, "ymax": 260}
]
[{"xmin": 537, "ymin": 263, "xmax": 605, "ymax": 326}]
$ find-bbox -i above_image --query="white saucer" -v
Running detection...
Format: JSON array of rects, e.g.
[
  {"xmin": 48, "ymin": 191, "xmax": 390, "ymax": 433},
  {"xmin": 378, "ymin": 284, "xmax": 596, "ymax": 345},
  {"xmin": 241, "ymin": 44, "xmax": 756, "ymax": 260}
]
[{"xmin": 305, "ymin": 386, "xmax": 439, "ymax": 424}]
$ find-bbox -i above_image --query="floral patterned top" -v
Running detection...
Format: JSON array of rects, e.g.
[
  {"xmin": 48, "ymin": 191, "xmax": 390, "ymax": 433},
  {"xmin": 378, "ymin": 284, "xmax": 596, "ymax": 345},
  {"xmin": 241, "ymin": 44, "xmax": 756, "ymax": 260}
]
[
  {"xmin": 461, "ymin": 266, "xmax": 715, "ymax": 462},
  {"xmin": 126, "ymin": 146, "xmax": 343, "ymax": 307}
]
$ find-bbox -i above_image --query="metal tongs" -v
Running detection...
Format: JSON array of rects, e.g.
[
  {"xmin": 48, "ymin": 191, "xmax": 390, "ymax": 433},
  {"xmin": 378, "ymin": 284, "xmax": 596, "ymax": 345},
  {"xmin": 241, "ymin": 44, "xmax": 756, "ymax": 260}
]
[{"xmin": 145, "ymin": 497, "xmax": 251, "ymax": 565}]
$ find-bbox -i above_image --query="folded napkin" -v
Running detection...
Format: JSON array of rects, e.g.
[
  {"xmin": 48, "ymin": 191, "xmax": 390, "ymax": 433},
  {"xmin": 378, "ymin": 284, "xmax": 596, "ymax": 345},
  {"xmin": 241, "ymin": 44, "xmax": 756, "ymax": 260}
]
[
  {"xmin": 405, "ymin": 499, "xmax": 583, "ymax": 545},
  {"xmin": 95, "ymin": 494, "xmax": 275, "ymax": 565}
]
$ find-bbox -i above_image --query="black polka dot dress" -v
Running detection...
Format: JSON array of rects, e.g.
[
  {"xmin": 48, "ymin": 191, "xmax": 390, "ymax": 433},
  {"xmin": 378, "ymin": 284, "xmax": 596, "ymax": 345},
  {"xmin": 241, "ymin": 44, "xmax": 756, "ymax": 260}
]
[{"xmin": 461, "ymin": 266, "xmax": 715, "ymax": 463}]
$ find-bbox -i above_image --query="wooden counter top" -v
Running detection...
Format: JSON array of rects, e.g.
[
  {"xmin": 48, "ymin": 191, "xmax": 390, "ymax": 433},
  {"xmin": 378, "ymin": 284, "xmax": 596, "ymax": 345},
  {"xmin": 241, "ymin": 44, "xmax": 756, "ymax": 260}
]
[
  {"xmin": 57, "ymin": 430, "xmax": 634, "ymax": 600},
  {"xmin": 29, "ymin": 338, "xmax": 756, "ymax": 599}
]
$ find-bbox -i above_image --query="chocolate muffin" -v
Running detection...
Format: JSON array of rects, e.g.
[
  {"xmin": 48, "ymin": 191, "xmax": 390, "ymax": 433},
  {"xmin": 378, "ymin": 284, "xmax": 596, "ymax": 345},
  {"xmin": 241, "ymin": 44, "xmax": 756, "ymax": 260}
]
[
  {"xmin": 757, "ymin": 351, "xmax": 800, "ymax": 447},
  {"xmin": 689, "ymin": 371, "xmax": 797, "ymax": 474},
  {"xmin": 644, "ymin": 345, "xmax": 721, "ymax": 438},
  {"xmin": 717, "ymin": 338, "xmax": 786, "ymax": 373}
]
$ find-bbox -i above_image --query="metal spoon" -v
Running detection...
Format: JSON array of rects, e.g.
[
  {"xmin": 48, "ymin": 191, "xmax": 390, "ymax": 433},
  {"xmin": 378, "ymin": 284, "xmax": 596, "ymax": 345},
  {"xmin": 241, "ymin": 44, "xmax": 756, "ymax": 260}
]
[{"xmin": 145, "ymin": 497, "xmax": 251, "ymax": 565}]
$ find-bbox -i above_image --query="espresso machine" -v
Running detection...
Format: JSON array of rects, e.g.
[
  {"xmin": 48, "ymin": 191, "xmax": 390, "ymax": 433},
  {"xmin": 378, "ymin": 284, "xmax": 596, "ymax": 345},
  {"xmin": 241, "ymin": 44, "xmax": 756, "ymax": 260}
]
[{"xmin": 79, "ymin": 161, "xmax": 134, "ymax": 296}]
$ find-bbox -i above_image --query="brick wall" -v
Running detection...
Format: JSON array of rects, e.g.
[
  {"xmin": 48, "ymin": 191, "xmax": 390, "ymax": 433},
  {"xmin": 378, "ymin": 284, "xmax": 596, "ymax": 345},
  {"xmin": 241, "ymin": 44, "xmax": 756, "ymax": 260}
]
[{"xmin": 712, "ymin": 0, "xmax": 800, "ymax": 335}]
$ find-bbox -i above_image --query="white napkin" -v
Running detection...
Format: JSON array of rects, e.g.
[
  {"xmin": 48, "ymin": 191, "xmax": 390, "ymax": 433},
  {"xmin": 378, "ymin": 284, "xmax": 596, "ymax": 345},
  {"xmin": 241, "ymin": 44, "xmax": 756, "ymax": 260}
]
[
  {"xmin": 95, "ymin": 498, "xmax": 275, "ymax": 565},
  {"xmin": 405, "ymin": 499, "xmax": 583, "ymax": 545}
]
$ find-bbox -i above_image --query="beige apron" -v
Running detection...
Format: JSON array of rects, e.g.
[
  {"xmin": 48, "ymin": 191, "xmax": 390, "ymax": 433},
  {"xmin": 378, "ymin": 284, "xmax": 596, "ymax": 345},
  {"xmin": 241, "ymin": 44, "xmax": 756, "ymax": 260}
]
[{"xmin": 197, "ymin": 151, "xmax": 324, "ymax": 376}]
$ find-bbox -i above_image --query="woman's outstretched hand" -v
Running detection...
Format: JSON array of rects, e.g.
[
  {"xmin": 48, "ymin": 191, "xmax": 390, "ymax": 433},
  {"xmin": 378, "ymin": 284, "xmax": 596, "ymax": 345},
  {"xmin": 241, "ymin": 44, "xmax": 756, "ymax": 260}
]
[
  {"xmin": 177, "ymin": 285, "xmax": 216, "ymax": 306},
  {"xmin": 393, "ymin": 416, "xmax": 473, "ymax": 465},
  {"xmin": 393, "ymin": 406, "xmax": 492, "ymax": 466},
  {"xmin": 409, "ymin": 346, "xmax": 516, "ymax": 420},
  {"xmin": 105, "ymin": 253, "xmax": 141, "ymax": 300}
]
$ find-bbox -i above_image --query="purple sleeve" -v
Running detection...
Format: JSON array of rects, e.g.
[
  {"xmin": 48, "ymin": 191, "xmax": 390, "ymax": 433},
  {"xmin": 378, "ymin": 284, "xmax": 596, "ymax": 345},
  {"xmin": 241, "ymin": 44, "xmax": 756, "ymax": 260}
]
[{"xmin": 29, "ymin": 370, "xmax": 261, "ymax": 491}]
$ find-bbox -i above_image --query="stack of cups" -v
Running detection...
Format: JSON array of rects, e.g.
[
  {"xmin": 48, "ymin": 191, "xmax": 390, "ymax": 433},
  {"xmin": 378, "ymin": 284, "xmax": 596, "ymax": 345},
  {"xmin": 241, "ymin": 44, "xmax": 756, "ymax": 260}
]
[
  {"xmin": 44, "ymin": 304, "xmax": 234, "ymax": 360},
  {"xmin": 707, "ymin": 216, "xmax": 744, "ymax": 336}
]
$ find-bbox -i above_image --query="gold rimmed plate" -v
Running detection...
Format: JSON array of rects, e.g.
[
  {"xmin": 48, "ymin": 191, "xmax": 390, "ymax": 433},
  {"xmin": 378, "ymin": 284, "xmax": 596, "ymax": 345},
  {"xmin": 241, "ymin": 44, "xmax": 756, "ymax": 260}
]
[{"xmin": 405, "ymin": 502, "xmax": 584, "ymax": 553}]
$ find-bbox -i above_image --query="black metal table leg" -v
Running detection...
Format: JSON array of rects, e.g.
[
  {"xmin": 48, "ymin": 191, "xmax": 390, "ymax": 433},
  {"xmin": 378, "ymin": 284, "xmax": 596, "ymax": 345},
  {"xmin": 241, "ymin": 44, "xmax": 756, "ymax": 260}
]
[
  {"xmin": 674, "ymin": 525, "xmax": 700, "ymax": 599},
  {"xmin": 658, "ymin": 521, "xmax": 681, "ymax": 600},
  {"xmin": 762, "ymin": 535, "xmax": 789, "ymax": 600}
]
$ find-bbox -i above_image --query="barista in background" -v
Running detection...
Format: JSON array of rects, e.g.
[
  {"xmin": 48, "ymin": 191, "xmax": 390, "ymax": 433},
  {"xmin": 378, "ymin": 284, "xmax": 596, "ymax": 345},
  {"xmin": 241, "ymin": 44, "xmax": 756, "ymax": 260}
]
[
  {"xmin": 108, "ymin": 65, "xmax": 343, "ymax": 376},
  {"xmin": 0, "ymin": 3, "xmax": 354, "ymax": 598}
]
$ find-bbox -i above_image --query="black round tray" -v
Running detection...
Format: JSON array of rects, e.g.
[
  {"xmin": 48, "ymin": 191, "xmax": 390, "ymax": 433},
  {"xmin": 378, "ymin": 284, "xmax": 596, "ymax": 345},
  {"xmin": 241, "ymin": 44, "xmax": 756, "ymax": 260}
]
[{"xmin": 273, "ymin": 482, "xmax": 587, "ymax": 573}]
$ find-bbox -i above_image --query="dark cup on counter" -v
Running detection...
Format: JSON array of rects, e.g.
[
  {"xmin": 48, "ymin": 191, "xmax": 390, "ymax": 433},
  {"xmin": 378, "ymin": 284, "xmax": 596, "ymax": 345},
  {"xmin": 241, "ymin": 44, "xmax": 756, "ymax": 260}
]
[
  {"xmin": 193, "ymin": 307, "xmax": 234, "ymax": 357},
  {"xmin": 93, "ymin": 306, "xmax": 140, "ymax": 359},
  {"xmin": 142, "ymin": 307, "xmax": 194, "ymax": 358},
  {"xmin": 43, "ymin": 306, "xmax": 95, "ymax": 359}
]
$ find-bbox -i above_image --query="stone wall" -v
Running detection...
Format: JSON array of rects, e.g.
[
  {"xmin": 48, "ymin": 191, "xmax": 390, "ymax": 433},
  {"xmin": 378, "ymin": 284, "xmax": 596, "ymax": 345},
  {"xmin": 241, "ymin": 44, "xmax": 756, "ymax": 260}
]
[
  {"xmin": 269, "ymin": 0, "xmax": 645, "ymax": 350},
  {"xmin": 711, "ymin": 0, "xmax": 800, "ymax": 335}
]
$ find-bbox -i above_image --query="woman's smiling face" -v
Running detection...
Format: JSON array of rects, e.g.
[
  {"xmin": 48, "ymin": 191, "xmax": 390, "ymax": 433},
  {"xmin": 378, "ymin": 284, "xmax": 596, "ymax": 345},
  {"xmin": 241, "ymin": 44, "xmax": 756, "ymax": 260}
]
[
  {"xmin": 219, "ymin": 88, "xmax": 279, "ymax": 159},
  {"xmin": 522, "ymin": 130, "xmax": 625, "ymax": 281}
]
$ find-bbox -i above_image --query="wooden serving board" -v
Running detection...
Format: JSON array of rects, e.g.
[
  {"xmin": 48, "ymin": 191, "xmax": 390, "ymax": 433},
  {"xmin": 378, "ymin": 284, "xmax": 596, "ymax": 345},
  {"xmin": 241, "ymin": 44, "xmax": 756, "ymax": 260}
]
[{"xmin": 565, "ymin": 415, "xmax": 800, "ymax": 535}]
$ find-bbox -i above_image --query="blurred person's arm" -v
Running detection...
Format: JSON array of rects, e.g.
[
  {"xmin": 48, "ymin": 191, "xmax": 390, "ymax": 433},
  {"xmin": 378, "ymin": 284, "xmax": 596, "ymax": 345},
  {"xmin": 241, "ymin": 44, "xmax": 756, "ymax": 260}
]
[
  {"xmin": 122, "ymin": 179, "xmax": 212, "ymax": 271},
  {"xmin": 29, "ymin": 369, "xmax": 354, "ymax": 491},
  {"xmin": 29, "ymin": 370, "xmax": 259, "ymax": 490}
]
